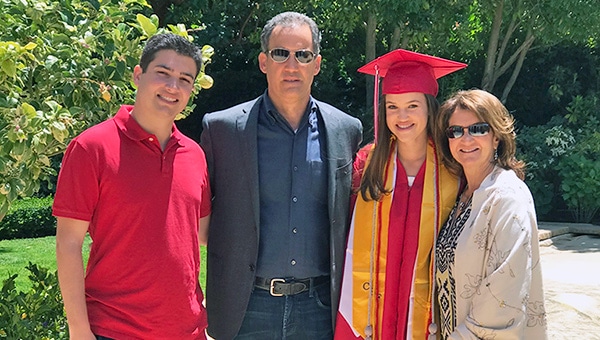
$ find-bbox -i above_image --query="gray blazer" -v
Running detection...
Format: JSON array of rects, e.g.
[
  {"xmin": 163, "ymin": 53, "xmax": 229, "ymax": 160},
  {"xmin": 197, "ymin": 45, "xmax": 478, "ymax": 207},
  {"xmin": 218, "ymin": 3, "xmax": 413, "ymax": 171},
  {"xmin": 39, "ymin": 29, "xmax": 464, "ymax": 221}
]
[{"xmin": 200, "ymin": 94, "xmax": 362, "ymax": 339}]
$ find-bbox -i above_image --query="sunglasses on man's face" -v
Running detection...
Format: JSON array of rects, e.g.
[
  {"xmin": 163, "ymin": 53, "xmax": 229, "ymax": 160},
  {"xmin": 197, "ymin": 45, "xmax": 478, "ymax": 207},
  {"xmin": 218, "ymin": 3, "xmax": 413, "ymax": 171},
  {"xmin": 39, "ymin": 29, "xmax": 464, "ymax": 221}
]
[
  {"xmin": 445, "ymin": 122, "xmax": 491, "ymax": 139},
  {"xmin": 267, "ymin": 48, "xmax": 316, "ymax": 64}
]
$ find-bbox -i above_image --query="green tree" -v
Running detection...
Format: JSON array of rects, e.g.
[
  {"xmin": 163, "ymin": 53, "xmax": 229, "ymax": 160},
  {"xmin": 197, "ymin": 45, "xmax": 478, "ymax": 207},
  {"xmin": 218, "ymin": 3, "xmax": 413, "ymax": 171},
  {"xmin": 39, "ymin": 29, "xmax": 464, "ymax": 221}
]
[
  {"xmin": 313, "ymin": 0, "xmax": 600, "ymax": 105},
  {"xmin": 469, "ymin": 0, "xmax": 600, "ymax": 102},
  {"xmin": 161, "ymin": 0, "xmax": 372, "ymax": 140},
  {"xmin": 312, "ymin": 0, "xmax": 471, "ymax": 109},
  {"xmin": 0, "ymin": 0, "xmax": 214, "ymax": 222}
]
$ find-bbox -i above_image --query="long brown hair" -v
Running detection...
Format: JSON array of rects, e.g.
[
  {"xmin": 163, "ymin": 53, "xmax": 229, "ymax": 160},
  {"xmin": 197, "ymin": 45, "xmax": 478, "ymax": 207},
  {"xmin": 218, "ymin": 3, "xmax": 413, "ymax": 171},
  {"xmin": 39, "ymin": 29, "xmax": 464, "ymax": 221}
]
[
  {"xmin": 433, "ymin": 89, "xmax": 525, "ymax": 180},
  {"xmin": 359, "ymin": 93, "xmax": 439, "ymax": 201}
]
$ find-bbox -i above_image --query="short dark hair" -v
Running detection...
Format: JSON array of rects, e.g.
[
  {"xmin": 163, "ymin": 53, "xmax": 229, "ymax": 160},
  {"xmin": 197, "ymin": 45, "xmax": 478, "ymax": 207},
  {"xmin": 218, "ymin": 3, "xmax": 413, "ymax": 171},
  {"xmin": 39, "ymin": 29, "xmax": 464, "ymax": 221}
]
[
  {"xmin": 260, "ymin": 12, "xmax": 321, "ymax": 55},
  {"xmin": 139, "ymin": 33, "xmax": 202, "ymax": 78}
]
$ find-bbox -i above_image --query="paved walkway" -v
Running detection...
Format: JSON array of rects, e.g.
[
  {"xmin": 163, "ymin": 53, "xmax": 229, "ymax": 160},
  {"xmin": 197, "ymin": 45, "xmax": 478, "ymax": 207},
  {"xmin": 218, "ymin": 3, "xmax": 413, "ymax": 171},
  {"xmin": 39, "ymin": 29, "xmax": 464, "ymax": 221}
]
[{"xmin": 538, "ymin": 222, "xmax": 600, "ymax": 340}]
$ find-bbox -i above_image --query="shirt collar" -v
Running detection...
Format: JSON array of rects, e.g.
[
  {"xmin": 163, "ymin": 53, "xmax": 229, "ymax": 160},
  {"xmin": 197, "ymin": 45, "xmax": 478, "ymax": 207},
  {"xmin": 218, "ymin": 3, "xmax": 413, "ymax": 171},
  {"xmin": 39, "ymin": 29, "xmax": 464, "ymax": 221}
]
[
  {"xmin": 261, "ymin": 91, "xmax": 318, "ymax": 129},
  {"xmin": 113, "ymin": 105, "xmax": 183, "ymax": 145}
]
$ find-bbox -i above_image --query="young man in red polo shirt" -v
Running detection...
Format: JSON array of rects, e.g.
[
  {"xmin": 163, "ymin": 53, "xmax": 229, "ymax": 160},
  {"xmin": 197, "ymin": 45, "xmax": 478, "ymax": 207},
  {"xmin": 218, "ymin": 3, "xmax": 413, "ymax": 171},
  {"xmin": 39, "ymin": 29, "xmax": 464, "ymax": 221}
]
[{"xmin": 53, "ymin": 33, "xmax": 211, "ymax": 339}]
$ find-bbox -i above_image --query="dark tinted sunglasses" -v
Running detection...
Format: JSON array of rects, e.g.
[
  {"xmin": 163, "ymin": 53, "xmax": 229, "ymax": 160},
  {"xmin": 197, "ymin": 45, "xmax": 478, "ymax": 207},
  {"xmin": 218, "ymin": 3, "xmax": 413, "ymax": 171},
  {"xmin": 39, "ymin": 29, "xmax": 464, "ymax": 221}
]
[
  {"xmin": 446, "ymin": 122, "xmax": 491, "ymax": 139},
  {"xmin": 267, "ymin": 48, "xmax": 316, "ymax": 64}
]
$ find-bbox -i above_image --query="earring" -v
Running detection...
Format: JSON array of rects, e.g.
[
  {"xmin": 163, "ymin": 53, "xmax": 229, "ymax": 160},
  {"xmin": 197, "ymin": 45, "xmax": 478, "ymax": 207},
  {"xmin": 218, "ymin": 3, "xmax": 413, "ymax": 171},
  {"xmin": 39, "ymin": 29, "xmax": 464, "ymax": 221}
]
[{"xmin": 494, "ymin": 148, "xmax": 498, "ymax": 161}]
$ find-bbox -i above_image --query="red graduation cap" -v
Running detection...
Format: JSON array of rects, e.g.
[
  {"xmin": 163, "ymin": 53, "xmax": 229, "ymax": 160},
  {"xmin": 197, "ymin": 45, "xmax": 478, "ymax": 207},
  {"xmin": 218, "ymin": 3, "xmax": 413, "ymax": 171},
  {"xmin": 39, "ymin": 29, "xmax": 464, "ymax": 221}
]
[{"xmin": 359, "ymin": 49, "xmax": 467, "ymax": 140}]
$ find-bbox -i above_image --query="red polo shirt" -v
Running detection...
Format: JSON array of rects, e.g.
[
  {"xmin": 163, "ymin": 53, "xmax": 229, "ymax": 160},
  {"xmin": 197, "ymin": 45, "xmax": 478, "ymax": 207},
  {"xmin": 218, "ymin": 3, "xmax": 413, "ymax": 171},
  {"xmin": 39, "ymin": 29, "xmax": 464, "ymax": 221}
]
[{"xmin": 53, "ymin": 105, "xmax": 211, "ymax": 339}]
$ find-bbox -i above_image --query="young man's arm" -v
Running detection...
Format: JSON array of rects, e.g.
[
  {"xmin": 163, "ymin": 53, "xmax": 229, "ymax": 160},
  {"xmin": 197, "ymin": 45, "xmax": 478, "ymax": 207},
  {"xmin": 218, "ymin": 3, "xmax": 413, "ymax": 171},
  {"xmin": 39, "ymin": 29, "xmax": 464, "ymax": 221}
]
[
  {"xmin": 198, "ymin": 214, "xmax": 210, "ymax": 246},
  {"xmin": 56, "ymin": 216, "xmax": 96, "ymax": 340}
]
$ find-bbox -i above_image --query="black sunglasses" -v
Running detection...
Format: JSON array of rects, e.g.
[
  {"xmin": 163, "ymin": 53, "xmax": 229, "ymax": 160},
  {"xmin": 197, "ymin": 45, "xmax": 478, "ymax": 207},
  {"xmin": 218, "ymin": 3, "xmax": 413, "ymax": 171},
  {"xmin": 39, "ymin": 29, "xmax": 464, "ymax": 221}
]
[
  {"xmin": 446, "ymin": 122, "xmax": 491, "ymax": 139},
  {"xmin": 267, "ymin": 48, "xmax": 316, "ymax": 64}
]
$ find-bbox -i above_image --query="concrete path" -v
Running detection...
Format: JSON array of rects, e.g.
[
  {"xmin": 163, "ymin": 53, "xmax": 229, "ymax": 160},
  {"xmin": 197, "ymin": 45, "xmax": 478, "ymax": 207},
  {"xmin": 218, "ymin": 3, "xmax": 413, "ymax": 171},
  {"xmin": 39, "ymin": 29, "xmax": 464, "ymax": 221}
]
[{"xmin": 538, "ymin": 222, "xmax": 600, "ymax": 340}]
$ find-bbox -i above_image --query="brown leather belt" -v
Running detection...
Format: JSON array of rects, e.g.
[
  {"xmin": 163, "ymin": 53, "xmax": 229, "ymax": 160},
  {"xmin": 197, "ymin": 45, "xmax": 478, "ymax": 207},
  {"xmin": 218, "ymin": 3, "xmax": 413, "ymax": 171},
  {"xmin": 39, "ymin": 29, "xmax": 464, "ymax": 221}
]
[{"xmin": 254, "ymin": 276, "xmax": 329, "ymax": 296}]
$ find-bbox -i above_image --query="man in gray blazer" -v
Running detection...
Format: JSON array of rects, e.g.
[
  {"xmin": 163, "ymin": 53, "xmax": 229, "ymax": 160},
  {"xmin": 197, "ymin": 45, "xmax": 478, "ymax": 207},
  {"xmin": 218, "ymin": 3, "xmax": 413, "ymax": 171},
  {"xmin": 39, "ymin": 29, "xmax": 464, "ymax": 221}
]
[{"xmin": 200, "ymin": 11, "xmax": 362, "ymax": 340}]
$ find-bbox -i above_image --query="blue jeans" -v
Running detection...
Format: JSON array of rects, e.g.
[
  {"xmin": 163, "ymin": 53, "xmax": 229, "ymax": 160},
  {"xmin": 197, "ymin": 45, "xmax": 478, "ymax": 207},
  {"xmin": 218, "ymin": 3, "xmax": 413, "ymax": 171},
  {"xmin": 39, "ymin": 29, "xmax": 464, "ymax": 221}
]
[{"xmin": 235, "ymin": 279, "xmax": 333, "ymax": 339}]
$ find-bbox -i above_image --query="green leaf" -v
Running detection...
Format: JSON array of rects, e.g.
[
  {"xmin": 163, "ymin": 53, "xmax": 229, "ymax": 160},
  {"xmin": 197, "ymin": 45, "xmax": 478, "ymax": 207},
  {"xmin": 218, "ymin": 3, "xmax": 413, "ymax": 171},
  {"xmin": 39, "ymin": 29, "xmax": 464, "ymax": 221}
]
[
  {"xmin": 136, "ymin": 14, "xmax": 157, "ymax": 37},
  {"xmin": 0, "ymin": 196, "xmax": 9, "ymax": 221},
  {"xmin": 1, "ymin": 60, "xmax": 16, "ymax": 77},
  {"xmin": 50, "ymin": 121, "xmax": 67, "ymax": 142},
  {"xmin": 44, "ymin": 55, "xmax": 59, "ymax": 69},
  {"xmin": 23, "ymin": 42, "xmax": 37, "ymax": 50},
  {"xmin": 88, "ymin": 0, "xmax": 101, "ymax": 10},
  {"xmin": 19, "ymin": 103, "xmax": 37, "ymax": 119}
]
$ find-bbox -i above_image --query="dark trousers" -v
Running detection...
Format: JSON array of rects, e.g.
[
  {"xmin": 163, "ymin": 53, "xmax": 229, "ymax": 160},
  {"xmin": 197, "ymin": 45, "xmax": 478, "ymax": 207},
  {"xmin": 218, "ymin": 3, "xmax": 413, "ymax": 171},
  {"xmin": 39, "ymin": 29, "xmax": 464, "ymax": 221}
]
[{"xmin": 235, "ymin": 279, "xmax": 333, "ymax": 339}]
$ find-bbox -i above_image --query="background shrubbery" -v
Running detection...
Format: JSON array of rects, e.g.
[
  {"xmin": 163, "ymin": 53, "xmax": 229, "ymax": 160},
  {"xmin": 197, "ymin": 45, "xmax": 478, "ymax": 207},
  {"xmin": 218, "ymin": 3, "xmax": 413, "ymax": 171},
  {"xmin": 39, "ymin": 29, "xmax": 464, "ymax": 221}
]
[
  {"xmin": 0, "ymin": 0, "xmax": 598, "ymax": 337},
  {"xmin": 0, "ymin": 0, "xmax": 213, "ymax": 222},
  {"xmin": 2, "ymin": 0, "xmax": 600, "ymax": 225},
  {"xmin": 0, "ymin": 263, "xmax": 67, "ymax": 339},
  {"xmin": 0, "ymin": 197, "xmax": 54, "ymax": 240},
  {"xmin": 517, "ymin": 94, "xmax": 600, "ymax": 223}
]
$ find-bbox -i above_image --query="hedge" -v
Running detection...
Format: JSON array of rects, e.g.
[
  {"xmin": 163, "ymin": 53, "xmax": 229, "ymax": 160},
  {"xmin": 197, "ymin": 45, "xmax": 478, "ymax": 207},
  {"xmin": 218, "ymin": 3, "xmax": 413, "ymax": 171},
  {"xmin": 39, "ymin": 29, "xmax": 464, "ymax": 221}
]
[{"xmin": 0, "ymin": 197, "xmax": 55, "ymax": 240}]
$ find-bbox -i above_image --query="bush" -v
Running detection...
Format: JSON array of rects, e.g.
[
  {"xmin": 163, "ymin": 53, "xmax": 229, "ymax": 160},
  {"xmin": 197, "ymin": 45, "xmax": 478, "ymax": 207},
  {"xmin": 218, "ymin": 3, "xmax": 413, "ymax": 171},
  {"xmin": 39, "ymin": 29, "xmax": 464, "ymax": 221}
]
[
  {"xmin": 558, "ymin": 95, "xmax": 600, "ymax": 222},
  {"xmin": 558, "ymin": 152, "xmax": 600, "ymax": 222},
  {"xmin": 518, "ymin": 94, "xmax": 600, "ymax": 223},
  {"xmin": 0, "ymin": 197, "xmax": 54, "ymax": 240},
  {"xmin": 0, "ymin": 0, "xmax": 214, "ymax": 222},
  {"xmin": 517, "ymin": 119, "xmax": 571, "ymax": 220},
  {"xmin": 0, "ymin": 263, "xmax": 67, "ymax": 339}
]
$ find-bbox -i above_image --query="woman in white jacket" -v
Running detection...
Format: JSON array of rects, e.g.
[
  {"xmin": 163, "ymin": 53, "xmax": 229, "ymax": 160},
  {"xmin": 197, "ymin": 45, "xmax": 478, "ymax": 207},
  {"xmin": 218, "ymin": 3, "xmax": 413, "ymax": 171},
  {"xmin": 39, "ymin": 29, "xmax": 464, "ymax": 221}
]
[{"xmin": 432, "ymin": 89, "xmax": 547, "ymax": 339}]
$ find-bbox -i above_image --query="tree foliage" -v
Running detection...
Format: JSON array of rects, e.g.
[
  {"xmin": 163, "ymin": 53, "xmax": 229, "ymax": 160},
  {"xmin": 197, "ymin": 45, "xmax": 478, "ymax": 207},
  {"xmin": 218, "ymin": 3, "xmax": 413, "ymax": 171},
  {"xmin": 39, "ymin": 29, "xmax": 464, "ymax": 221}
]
[
  {"xmin": 3, "ymin": 0, "xmax": 600, "ymax": 223},
  {"xmin": 0, "ymin": 0, "xmax": 214, "ymax": 222},
  {"xmin": 311, "ymin": 0, "xmax": 600, "ymax": 105},
  {"xmin": 469, "ymin": 0, "xmax": 600, "ymax": 102},
  {"xmin": 518, "ymin": 92, "xmax": 600, "ymax": 222}
]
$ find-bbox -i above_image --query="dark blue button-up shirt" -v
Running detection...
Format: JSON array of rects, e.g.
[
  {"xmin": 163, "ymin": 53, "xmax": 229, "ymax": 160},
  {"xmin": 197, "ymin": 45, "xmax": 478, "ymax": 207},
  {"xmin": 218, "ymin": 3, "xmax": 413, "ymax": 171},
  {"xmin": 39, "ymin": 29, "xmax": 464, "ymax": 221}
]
[{"xmin": 255, "ymin": 92, "xmax": 330, "ymax": 279}]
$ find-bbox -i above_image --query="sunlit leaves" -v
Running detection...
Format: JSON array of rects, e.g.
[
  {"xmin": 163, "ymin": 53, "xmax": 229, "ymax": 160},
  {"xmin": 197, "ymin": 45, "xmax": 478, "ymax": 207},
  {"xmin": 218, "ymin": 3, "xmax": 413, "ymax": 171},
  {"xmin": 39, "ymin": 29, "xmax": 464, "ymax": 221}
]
[
  {"xmin": 0, "ymin": 0, "xmax": 213, "ymax": 221},
  {"xmin": 136, "ymin": 13, "xmax": 158, "ymax": 36}
]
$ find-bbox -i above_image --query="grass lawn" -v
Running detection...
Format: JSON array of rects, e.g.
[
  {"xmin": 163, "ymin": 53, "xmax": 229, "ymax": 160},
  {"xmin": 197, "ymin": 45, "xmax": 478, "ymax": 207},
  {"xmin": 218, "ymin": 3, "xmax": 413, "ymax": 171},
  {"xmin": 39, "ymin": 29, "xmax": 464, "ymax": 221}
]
[{"xmin": 0, "ymin": 235, "xmax": 207, "ymax": 292}]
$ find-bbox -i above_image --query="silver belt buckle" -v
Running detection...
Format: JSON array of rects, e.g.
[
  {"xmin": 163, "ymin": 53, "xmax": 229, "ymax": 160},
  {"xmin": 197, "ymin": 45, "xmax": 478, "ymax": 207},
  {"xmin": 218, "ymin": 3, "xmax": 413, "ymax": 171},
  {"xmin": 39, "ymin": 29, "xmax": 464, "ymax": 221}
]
[{"xmin": 270, "ymin": 278, "xmax": 285, "ymax": 296}]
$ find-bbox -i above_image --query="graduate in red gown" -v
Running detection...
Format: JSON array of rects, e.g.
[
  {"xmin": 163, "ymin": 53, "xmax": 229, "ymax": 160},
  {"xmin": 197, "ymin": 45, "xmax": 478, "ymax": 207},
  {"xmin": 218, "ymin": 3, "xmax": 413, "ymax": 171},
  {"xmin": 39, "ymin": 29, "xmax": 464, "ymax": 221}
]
[{"xmin": 335, "ymin": 50, "xmax": 466, "ymax": 340}]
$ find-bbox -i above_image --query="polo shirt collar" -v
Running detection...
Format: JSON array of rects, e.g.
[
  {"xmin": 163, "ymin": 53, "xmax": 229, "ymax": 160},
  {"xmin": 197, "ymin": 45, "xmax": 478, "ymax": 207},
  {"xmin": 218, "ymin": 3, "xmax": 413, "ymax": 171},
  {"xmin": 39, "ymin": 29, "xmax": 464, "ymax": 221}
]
[{"xmin": 113, "ymin": 105, "xmax": 183, "ymax": 145}]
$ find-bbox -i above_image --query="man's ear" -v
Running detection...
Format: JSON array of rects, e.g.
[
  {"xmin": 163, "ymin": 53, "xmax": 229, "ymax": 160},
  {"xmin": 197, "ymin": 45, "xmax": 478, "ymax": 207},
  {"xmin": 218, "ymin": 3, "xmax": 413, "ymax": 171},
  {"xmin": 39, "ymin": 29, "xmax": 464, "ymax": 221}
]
[
  {"xmin": 313, "ymin": 54, "xmax": 322, "ymax": 76},
  {"xmin": 258, "ymin": 52, "xmax": 267, "ymax": 74},
  {"xmin": 132, "ymin": 65, "xmax": 143, "ymax": 86}
]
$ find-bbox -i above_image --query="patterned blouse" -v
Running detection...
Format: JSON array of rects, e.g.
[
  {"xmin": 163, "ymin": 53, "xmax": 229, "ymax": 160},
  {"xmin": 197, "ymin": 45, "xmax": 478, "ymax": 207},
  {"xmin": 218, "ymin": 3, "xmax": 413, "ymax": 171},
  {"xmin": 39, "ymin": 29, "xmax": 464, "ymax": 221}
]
[{"xmin": 434, "ymin": 166, "xmax": 547, "ymax": 339}]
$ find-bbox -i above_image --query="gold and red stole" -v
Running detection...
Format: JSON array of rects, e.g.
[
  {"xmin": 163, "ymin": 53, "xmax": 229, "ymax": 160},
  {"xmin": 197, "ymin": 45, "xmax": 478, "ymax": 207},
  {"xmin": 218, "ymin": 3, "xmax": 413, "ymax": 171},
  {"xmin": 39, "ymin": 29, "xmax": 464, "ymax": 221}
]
[{"xmin": 336, "ymin": 139, "xmax": 458, "ymax": 340}]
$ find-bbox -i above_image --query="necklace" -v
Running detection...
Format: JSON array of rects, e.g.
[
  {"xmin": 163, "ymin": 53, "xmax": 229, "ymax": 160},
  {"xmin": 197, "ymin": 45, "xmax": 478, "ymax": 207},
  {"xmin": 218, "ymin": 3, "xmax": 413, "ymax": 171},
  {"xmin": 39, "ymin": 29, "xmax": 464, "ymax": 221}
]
[{"xmin": 457, "ymin": 191, "xmax": 472, "ymax": 212}]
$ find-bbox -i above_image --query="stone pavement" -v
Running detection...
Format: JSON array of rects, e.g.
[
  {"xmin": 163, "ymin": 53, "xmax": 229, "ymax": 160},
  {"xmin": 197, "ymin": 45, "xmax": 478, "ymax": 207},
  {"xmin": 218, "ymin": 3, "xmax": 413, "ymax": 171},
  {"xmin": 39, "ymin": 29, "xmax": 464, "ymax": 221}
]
[{"xmin": 538, "ymin": 222, "xmax": 600, "ymax": 340}]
